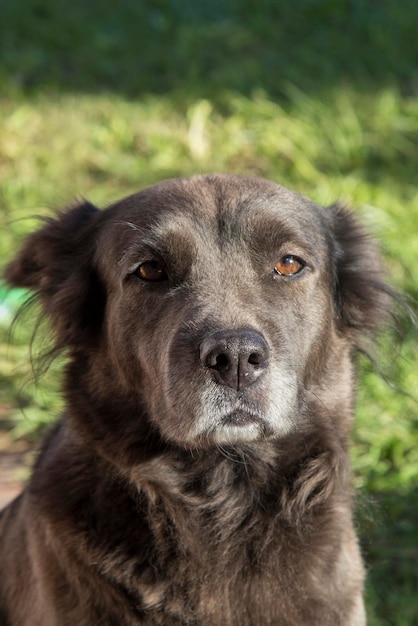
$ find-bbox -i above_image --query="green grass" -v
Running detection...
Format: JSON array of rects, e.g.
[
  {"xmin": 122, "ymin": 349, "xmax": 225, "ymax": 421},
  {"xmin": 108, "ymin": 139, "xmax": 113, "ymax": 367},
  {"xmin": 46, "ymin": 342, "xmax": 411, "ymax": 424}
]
[{"xmin": 0, "ymin": 1, "xmax": 417, "ymax": 623}]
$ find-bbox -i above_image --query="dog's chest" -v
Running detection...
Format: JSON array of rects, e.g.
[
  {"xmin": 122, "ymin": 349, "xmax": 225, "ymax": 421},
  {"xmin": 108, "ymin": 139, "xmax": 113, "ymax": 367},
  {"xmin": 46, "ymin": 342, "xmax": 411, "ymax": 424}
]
[
  {"xmin": 84, "ymin": 451, "xmax": 346, "ymax": 625},
  {"xmin": 131, "ymin": 510, "xmax": 292, "ymax": 625},
  {"xmin": 119, "ymin": 467, "xmax": 318, "ymax": 625},
  {"xmin": 128, "ymin": 503, "xmax": 324, "ymax": 626}
]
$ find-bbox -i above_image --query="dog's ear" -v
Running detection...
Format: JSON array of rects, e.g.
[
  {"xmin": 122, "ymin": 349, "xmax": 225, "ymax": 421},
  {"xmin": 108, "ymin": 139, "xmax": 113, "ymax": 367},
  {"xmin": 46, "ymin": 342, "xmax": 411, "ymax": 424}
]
[
  {"xmin": 329, "ymin": 203, "xmax": 392, "ymax": 336},
  {"xmin": 4, "ymin": 200, "xmax": 105, "ymax": 349}
]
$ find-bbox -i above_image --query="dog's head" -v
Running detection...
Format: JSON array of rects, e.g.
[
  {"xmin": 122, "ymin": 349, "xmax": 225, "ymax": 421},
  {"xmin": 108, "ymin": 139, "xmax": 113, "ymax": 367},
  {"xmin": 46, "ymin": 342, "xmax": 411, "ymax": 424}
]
[{"xmin": 5, "ymin": 175, "xmax": 391, "ymax": 452}]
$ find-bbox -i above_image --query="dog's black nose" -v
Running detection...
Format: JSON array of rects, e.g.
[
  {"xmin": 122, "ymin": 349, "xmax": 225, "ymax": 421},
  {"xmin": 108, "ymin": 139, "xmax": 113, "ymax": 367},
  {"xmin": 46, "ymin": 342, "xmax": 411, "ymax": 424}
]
[{"xmin": 200, "ymin": 329, "xmax": 269, "ymax": 390}]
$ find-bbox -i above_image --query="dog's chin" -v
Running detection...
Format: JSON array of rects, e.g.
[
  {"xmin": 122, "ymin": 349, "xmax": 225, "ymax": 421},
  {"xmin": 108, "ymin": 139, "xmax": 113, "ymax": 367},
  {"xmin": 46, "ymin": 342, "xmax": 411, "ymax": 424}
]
[
  {"xmin": 211, "ymin": 422, "xmax": 265, "ymax": 445},
  {"xmin": 190, "ymin": 410, "xmax": 278, "ymax": 447}
]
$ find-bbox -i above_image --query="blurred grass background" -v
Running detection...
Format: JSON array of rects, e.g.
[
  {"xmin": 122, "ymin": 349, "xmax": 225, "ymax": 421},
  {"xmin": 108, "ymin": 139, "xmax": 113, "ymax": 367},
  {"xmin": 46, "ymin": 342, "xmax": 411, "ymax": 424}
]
[{"xmin": 0, "ymin": 1, "xmax": 417, "ymax": 623}]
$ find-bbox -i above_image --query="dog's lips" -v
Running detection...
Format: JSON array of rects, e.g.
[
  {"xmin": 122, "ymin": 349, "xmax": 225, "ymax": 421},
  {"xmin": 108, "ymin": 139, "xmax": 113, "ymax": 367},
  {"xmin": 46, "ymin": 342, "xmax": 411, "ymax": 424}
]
[
  {"xmin": 207, "ymin": 408, "xmax": 270, "ymax": 444},
  {"xmin": 221, "ymin": 410, "xmax": 261, "ymax": 427}
]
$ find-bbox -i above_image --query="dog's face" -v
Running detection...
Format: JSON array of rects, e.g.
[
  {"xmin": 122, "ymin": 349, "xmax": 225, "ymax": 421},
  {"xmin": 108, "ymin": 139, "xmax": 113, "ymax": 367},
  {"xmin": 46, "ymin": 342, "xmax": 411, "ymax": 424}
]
[
  {"xmin": 5, "ymin": 175, "xmax": 389, "ymax": 451},
  {"xmin": 96, "ymin": 177, "xmax": 339, "ymax": 447}
]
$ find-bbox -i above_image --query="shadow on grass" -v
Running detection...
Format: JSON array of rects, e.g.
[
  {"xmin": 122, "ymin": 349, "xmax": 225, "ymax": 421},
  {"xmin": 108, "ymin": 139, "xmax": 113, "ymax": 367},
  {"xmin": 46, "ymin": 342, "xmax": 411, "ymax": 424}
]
[
  {"xmin": 359, "ymin": 486, "xmax": 418, "ymax": 625},
  {"xmin": 1, "ymin": 0, "xmax": 418, "ymax": 101}
]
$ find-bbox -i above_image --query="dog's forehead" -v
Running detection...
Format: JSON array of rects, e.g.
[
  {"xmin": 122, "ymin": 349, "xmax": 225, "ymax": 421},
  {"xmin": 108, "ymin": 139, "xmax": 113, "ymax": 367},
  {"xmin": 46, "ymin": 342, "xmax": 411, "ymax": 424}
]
[
  {"xmin": 105, "ymin": 176, "xmax": 326, "ymax": 245},
  {"xmin": 96, "ymin": 177, "xmax": 332, "ymax": 279}
]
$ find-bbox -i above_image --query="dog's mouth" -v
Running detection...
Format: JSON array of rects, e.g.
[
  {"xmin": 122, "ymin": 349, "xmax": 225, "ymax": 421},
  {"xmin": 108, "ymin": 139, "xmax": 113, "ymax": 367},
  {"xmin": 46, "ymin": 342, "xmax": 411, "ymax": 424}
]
[
  {"xmin": 207, "ymin": 408, "xmax": 273, "ymax": 444},
  {"xmin": 221, "ymin": 410, "xmax": 261, "ymax": 427}
]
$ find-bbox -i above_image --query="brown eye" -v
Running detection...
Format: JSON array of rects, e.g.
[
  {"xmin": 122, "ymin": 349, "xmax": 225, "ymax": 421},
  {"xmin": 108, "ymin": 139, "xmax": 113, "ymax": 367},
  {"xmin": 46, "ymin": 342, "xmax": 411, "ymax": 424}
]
[
  {"xmin": 136, "ymin": 261, "xmax": 168, "ymax": 282},
  {"xmin": 274, "ymin": 255, "xmax": 305, "ymax": 276}
]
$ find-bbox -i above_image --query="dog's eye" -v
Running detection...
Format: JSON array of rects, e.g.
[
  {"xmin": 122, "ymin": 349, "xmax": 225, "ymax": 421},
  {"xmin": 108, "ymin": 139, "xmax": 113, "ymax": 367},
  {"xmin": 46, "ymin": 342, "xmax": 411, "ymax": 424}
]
[
  {"xmin": 274, "ymin": 255, "xmax": 305, "ymax": 276},
  {"xmin": 136, "ymin": 261, "xmax": 168, "ymax": 282}
]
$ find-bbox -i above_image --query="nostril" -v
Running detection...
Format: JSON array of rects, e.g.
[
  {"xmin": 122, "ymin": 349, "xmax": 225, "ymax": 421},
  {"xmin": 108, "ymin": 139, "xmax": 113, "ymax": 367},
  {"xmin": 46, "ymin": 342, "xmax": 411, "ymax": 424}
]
[
  {"xmin": 214, "ymin": 353, "xmax": 230, "ymax": 370},
  {"xmin": 206, "ymin": 350, "xmax": 230, "ymax": 370},
  {"xmin": 200, "ymin": 342, "xmax": 232, "ymax": 371},
  {"xmin": 248, "ymin": 352, "xmax": 263, "ymax": 366}
]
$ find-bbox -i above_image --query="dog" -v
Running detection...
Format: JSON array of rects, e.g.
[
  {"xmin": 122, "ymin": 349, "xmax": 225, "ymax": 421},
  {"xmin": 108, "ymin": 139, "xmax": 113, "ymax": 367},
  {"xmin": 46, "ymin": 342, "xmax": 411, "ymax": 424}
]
[{"xmin": 0, "ymin": 175, "xmax": 392, "ymax": 625}]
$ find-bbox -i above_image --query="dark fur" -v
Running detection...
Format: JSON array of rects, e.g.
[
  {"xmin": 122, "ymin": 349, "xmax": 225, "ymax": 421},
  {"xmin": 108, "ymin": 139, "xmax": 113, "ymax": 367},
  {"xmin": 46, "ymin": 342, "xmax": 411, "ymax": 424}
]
[{"xmin": 0, "ymin": 175, "xmax": 391, "ymax": 625}]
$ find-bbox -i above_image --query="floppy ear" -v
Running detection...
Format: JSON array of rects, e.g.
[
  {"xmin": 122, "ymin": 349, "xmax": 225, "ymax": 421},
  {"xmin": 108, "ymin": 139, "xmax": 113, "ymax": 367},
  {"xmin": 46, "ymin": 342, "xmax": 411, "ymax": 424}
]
[
  {"xmin": 4, "ymin": 200, "xmax": 105, "ymax": 349},
  {"xmin": 329, "ymin": 203, "xmax": 392, "ymax": 337}
]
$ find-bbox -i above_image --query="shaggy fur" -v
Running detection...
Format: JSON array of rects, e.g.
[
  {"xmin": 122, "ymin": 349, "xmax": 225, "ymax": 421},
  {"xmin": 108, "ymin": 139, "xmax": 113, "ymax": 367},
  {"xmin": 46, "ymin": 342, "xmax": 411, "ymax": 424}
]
[{"xmin": 0, "ymin": 175, "xmax": 391, "ymax": 625}]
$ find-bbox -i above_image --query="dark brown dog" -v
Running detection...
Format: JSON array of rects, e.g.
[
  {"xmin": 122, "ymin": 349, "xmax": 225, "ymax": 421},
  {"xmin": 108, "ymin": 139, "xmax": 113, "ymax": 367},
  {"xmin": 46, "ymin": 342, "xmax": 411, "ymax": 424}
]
[{"xmin": 0, "ymin": 175, "xmax": 391, "ymax": 625}]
